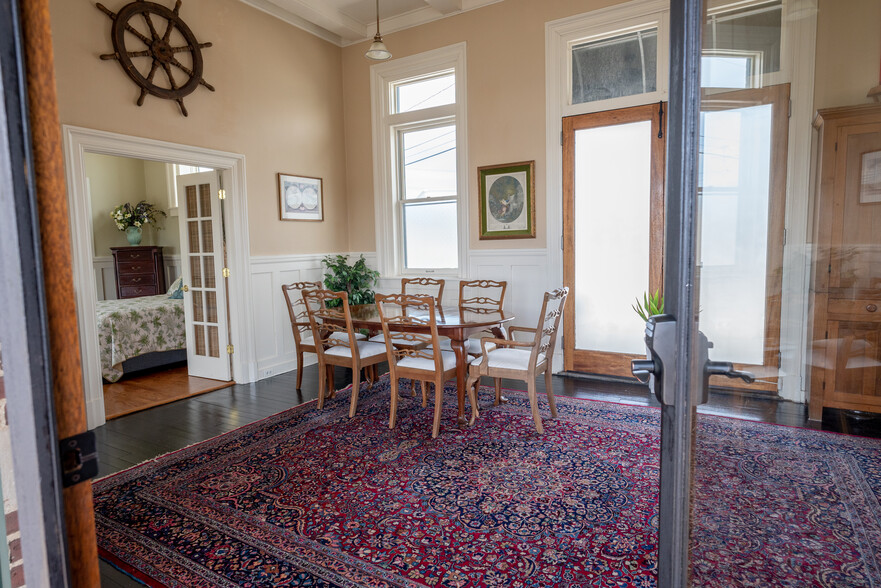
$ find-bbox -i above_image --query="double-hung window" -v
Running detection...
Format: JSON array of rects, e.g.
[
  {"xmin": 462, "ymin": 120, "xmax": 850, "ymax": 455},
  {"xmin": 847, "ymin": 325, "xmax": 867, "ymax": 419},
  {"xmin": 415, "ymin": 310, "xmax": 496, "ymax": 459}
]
[{"xmin": 371, "ymin": 44, "xmax": 467, "ymax": 276}]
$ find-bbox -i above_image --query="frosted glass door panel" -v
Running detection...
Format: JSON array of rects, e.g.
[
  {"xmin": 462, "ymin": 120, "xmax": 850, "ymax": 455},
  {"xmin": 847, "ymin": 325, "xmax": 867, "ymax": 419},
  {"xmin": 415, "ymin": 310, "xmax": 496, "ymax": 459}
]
[
  {"xmin": 698, "ymin": 104, "xmax": 772, "ymax": 365},
  {"xmin": 574, "ymin": 121, "xmax": 652, "ymax": 354}
]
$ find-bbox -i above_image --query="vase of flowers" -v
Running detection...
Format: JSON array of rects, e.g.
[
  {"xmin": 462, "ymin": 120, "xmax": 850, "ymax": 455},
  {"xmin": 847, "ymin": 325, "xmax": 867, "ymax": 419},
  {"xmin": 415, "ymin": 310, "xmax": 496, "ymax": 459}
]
[{"xmin": 111, "ymin": 200, "xmax": 166, "ymax": 246}]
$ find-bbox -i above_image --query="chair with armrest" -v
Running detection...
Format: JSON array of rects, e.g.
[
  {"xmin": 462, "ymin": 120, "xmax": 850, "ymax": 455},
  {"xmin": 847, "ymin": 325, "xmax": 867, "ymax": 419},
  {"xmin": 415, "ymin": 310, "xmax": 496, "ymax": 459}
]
[
  {"xmin": 303, "ymin": 289, "xmax": 388, "ymax": 417},
  {"xmin": 376, "ymin": 293, "xmax": 478, "ymax": 438},
  {"xmin": 465, "ymin": 287, "xmax": 568, "ymax": 433}
]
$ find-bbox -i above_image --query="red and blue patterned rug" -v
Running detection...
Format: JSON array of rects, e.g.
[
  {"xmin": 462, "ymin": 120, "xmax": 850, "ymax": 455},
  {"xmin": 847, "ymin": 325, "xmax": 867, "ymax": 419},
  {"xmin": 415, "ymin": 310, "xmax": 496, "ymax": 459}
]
[{"xmin": 94, "ymin": 377, "xmax": 881, "ymax": 587}]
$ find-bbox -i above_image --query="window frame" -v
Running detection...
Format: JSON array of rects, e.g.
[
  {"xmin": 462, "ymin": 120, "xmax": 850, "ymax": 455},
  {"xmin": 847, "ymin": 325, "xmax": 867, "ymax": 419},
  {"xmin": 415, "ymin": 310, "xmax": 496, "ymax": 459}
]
[{"xmin": 371, "ymin": 43, "xmax": 468, "ymax": 278}]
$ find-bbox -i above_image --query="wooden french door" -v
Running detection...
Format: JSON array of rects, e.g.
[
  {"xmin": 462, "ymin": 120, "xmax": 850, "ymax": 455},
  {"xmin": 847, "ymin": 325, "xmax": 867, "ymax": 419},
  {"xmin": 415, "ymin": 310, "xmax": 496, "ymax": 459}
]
[
  {"xmin": 563, "ymin": 88, "xmax": 789, "ymax": 389},
  {"xmin": 563, "ymin": 103, "xmax": 666, "ymax": 377}
]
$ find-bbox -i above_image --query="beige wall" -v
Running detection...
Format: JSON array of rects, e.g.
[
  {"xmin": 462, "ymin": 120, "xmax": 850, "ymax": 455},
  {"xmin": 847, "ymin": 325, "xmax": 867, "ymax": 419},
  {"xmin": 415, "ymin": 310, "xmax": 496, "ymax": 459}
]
[
  {"xmin": 813, "ymin": 0, "xmax": 881, "ymax": 110},
  {"xmin": 342, "ymin": 0, "xmax": 620, "ymax": 253},
  {"xmin": 51, "ymin": 0, "xmax": 349, "ymax": 257},
  {"xmin": 85, "ymin": 153, "xmax": 181, "ymax": 256}
]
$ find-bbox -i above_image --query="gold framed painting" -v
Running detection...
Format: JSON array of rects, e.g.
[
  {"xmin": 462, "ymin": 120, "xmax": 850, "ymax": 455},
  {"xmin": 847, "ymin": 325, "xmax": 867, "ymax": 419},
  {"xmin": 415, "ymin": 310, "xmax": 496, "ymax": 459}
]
[
  {"xmin": 477, "ymin": 161, "xmax": 535, "ymax": 239},
  {"xmin": 278, "ymin": 173, "xmax": 323, "ymax": 221}
]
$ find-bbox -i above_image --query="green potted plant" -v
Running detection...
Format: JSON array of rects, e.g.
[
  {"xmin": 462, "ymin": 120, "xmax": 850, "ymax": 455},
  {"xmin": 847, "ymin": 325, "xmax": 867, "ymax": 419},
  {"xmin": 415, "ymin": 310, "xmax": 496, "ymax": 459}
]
[
  {"xmin": 632, "ymin": 290, "xmax": 664, "ymax": 322},
  {"xmin": 111, "ymin": 200, "xmax": 166, "ymax": 246},
  {"xmin": 322, "ymin": 254, "xmax": 380, "ymax": 307}
]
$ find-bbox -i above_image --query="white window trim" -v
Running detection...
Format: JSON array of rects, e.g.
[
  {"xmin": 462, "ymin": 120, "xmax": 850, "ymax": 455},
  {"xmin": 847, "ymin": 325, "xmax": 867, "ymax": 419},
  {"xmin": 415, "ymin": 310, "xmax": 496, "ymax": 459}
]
[{"xmin": 371, "ymin": 42, "xmax": 469, "ymax": 278}]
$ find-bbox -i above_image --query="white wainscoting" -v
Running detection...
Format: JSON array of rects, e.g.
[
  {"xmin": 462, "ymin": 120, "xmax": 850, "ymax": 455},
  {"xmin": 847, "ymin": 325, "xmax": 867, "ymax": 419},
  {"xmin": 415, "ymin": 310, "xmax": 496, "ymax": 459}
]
[
  {"xmin": 249, "ymin": 254, "xmax": 328, "ymax": 379},
  {"xmin": 248, "ymin": 250, "xmax": 559, "ymax": 382},
  {"xmin": 93, "ymin": 254, "xmax": 182, "ymax": 301}
]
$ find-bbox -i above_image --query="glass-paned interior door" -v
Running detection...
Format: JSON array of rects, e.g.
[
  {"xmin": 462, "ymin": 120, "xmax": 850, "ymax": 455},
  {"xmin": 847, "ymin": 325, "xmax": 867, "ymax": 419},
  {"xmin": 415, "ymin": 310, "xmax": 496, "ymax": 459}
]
[
  {"xmin": 176, "ymin": 171, "xmax": 231, "ymax": 381},
  {"xmin": 699, "ymin": 84, "xmax": 789, "ymax": 390},
  {"xmin": 563, "ymin": 103, "xmax": 665, "ymax": 376}
]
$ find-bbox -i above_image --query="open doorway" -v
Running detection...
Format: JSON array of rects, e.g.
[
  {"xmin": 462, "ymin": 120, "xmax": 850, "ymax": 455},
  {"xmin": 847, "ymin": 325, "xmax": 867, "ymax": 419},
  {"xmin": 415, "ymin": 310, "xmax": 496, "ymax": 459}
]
[
  {"xmin": 63, "ymin": 126, "xmax": 254, "ymax": 430},
  {"xmin": 84, "ymin": 154, "xmax": 234, "ymax": 419}
]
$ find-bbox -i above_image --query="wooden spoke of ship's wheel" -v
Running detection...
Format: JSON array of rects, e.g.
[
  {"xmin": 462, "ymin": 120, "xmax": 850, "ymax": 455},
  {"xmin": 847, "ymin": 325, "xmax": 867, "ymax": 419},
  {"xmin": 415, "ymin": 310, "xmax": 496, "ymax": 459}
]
[{"xmin": 96, "ymin": 0, "xmax": 214, "ymax": 117}]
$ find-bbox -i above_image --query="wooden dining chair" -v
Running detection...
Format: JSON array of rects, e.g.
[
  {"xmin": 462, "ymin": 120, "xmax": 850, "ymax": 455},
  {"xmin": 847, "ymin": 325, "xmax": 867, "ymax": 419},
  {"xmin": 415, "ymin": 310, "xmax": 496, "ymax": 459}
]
[
  {"xmin": 281, "ymin": 281, "xmax": 323, "ymax": 391},
  {"xmin": 465, "ymin": 287, "xmax": 569, "ymax": 434},
  {"xmin": 376, "ymin": 293, "xmax": 478, "ymax": 438},
  {"xmin": 282, "ymin": 281, "xmax": 365, "ymax": 390},
  {"xmin": 303, "ymin": 289, "xmax": 388, "ymax": 417},
  {"xmin": 434, "ymin": 279, "xmax": 508, "ymax": 358}
]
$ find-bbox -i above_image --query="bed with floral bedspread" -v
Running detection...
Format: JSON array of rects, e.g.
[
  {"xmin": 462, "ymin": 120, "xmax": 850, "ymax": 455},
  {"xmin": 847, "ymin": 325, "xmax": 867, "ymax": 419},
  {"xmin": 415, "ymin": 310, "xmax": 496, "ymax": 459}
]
[{"xmin": 97, "ymin": 295, "xmax": 186, "ymax": 382}]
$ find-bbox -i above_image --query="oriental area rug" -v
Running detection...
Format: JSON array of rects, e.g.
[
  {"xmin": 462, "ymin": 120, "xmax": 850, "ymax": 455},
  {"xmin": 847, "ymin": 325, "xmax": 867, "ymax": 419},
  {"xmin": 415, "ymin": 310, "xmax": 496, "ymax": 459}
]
[{"xmin": 93, "ymin": 376, "xmax": 881, "ymax": 587}]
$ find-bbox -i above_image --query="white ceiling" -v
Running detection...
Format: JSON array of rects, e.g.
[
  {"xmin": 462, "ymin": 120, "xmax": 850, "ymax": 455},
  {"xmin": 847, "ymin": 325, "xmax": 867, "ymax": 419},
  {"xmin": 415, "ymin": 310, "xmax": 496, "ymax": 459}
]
[{"xmin": 239, "ymin": 0, "xmax": 504, "ymax": 46}]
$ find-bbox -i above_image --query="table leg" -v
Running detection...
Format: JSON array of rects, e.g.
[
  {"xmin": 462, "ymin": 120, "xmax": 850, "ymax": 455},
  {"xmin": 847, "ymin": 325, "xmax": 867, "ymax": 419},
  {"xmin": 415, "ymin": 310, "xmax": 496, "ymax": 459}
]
[{"xmin": 450, "ymin": 334, "xmax": 468, "ymax": 426}]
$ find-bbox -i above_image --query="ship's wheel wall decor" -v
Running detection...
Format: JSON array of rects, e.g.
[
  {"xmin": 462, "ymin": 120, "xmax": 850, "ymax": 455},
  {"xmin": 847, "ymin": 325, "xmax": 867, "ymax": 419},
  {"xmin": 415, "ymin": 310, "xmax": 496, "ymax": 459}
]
[{"xmin": 97, "ymin": 0, "xmax": 214, "ymax": 116}]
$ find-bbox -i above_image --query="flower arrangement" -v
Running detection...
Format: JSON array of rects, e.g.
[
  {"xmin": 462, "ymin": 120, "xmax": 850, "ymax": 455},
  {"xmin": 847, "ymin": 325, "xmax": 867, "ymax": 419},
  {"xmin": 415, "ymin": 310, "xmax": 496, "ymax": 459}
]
[{"xmin": 110, "ymin": 200, "xmax": 166, "ymax": 231}]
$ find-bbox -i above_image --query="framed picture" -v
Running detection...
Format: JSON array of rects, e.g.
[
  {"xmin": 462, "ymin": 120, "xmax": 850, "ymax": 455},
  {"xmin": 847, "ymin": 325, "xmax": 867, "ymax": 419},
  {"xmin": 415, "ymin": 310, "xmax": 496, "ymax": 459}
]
[
  {"xmin": 477, "ymin": 160, "xmax": 535, "ymax": 239},
  {"xmin": 859, "ymin": 150, "xmax": 881, "ymax": 204},
  {"xmin": 278, "ymin": 173, "xmax": 323, "ymax": 221}
]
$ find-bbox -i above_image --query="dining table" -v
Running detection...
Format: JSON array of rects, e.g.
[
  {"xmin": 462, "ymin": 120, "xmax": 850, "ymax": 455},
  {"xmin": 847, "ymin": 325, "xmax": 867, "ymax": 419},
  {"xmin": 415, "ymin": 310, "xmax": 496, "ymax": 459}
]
[{"xmin": 347, "ymin": 303, "xmax": 515, "ymax": 424}]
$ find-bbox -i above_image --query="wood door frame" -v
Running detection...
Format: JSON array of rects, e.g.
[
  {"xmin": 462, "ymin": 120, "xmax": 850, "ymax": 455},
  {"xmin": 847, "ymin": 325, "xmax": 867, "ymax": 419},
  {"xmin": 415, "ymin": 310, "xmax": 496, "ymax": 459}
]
[
  {"xmin": 63, "ymin": 127, "xmax": 253, "ymax": 429},
  {"xmin": 700, "ymin": 83, "xmax": 790, "ymax": 392},
  {"xmin": 562, "ymin": 103, "xmax": 667, "ymax": 375}
]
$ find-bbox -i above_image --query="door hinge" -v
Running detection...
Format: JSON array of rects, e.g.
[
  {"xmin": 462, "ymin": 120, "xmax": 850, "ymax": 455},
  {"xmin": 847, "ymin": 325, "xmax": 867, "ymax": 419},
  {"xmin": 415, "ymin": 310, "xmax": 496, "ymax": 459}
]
[
  {"xmin": 60, "ymin": 431, "xmax": 98, "ymax": 488},
  {"xmin": 227, "ymin": 344, "xmax": 234, "ymax": 354},
  {"xmin": 222, "ymin": 267, "xmax": 230, "ymax": 278},
  {"xmin": 218, "ymin": 188, "xmax": 226, "ymax": 200}
]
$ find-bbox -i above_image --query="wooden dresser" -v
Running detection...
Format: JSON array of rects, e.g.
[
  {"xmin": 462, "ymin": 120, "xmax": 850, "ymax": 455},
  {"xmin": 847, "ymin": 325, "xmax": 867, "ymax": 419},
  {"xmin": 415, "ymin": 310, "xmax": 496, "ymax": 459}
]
[
  {"xmin": 111, "ymin": 246, "xmax": 166, "ymax": 299},
  {"xmin": 809, "ymin": 103, "xmax": 881, "ymax": 420}
]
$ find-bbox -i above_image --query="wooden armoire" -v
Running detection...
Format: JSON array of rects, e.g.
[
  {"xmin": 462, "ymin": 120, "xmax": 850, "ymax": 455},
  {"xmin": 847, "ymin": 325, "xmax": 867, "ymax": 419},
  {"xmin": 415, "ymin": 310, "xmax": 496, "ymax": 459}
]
[{"xmin": 809, "ymin": 103, "xmax": 881, "ymax": 420}]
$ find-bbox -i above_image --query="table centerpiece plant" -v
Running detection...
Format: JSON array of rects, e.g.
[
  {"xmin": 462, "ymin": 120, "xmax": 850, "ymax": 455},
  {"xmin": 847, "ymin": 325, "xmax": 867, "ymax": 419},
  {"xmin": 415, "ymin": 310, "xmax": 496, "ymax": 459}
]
[
  {"xmin": 322, "ymin": 254, "xmax": 379, "ymax": 308},
  {"xmin": 111, "ymin": 200, "xmax": 167, "ymax": 246}
]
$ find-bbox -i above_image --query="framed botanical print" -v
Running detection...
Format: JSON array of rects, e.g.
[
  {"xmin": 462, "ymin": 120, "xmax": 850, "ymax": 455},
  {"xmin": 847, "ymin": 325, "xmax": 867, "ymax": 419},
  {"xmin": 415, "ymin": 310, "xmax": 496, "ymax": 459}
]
[
  {"xmin": 478, "ymin": 161, "xmax": 535, "ymax": 239},
  {"xmin": 278, "ymin": 173, "xmax": 323, "ymax": 221}
]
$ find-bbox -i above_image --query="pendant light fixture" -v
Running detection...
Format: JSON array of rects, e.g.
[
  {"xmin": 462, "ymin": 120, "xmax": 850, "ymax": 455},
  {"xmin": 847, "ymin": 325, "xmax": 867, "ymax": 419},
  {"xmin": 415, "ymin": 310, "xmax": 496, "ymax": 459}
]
[{"xmin": 365, "ymin": 0, "xmax": 392, "ymax": 61}]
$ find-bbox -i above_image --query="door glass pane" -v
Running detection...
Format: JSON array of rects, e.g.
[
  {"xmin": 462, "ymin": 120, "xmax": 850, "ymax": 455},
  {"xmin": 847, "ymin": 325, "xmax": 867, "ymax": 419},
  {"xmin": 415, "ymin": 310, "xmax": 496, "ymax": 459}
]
[
  {"xmin": 571, "ymin": 28, "xmax": 658, "ymax": 105},
  {"xmin": 400, "ymin": 125, "xmax": 456, "ymax": 199},
  {"xmin": 403, "ymin": 201, "xmax": 458, "ymax": 269},
  {"xmin": 187, "ymin": 221, "xmax": 200, "ymax": 254},
  {"xmin": 574, "ymin": 120, "xmax": 651, "ymax": 354},
  {"xmin": 393, "ymin": 73, "xmax": 455, "ymax": 113},
  {"xmin": 698, "ymin": 104, "xmax": 772, "ymax": 365},
  {"xmin": 208, "ymin": 326, "xmax": 220, "ymax": 358},
  {"xmin": 193, "ymin": 291, "xmax": 204, "ymax": 322},
  {"xmin": 201, "ymin": 220, "xmax": 214, "ymax": 253},
  {"xmin": 199, "ymin": 183, "xmax": 212, "ymax": 217},
  {"xmin": 194, "ymin": 324, "xmax": 206, "ymax": 356},
  {"xmin": 190, "ymin": 256, "xmax": 202, "ymax": 288},
  {"xmin": 186, "ymin": 185, "xmax": 198, "ymax": 218},
  {"xmin": 203, "ymin": 256, "xmax": 216, "ymax": 288},
  {"xmin": 703, "ymin": 0, "xmax": 782, "ymax": 89},
  {"xmin": 206, "ymin": 291, "xmax": 218, "ymax": 323}
]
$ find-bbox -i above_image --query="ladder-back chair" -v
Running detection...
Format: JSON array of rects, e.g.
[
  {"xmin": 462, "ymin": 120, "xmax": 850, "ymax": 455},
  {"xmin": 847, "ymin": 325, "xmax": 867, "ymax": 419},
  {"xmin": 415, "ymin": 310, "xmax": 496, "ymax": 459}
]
[
  {"xmin": 376, "ymin": 293, "xmax": 478, "ymax": 437},
  {"xmin": 303, "ymin": 289, "xmax": 388, "ymax": 417}
]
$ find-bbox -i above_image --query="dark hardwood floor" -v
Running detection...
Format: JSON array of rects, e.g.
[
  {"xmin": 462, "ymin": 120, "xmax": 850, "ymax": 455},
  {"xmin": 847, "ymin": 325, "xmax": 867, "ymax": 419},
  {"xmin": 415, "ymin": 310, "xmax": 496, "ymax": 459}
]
[{"xmin": 96, "ymin": 363, "xmax": 881, "ymax": 586}]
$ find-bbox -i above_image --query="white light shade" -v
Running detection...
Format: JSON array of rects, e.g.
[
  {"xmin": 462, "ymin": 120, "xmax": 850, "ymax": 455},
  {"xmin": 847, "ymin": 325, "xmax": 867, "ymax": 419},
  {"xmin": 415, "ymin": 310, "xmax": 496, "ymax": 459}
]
[{"xmin": 365, "ymin": 36, "xmax": 392, "ymax": 61}]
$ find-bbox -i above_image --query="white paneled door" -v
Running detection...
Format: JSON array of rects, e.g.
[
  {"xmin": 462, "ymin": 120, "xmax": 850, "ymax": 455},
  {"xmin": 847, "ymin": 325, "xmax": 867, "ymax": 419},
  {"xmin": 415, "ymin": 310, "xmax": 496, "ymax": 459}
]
[{"xmin": 176, "ymin": 171, "xmax": 231, "ymax": 381}]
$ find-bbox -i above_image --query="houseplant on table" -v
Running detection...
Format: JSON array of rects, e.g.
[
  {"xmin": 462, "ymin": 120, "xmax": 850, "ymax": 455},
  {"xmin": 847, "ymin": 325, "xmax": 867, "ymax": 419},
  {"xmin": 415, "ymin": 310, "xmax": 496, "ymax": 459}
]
[
  {"xmin": 322, "ymin": 254, "xmax": 379, "ymax": 308},
  {"xmin": 111, "ymin": 200, "xmax": 166, "ymax": 246}
]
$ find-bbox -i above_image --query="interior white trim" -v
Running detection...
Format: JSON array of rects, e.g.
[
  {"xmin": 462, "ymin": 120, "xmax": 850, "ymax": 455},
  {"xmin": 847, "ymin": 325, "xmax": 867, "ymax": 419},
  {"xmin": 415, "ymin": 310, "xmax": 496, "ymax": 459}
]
[{"xmin": 62, "ymin": 126, "xmax": 255, "ymax": 430}]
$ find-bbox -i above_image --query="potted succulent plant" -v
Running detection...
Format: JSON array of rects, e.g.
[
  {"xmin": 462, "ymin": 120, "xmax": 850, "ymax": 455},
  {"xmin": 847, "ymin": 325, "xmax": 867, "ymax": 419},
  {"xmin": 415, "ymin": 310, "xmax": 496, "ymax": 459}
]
[{"xmin": 632, "ymin": 290, "xmax": 664, "ymax": 322}]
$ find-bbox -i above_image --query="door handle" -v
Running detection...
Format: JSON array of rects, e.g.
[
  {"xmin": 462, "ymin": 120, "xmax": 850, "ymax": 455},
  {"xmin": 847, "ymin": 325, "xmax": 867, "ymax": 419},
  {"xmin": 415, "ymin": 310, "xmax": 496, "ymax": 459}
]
[
  {"xmin": 705, "ymin": 361, "xmax": 755, "ymax": 384},
  {"xmin": 182, "ymin": 284, "xmax": 189, "ymax": 292},
  {"xmin": 631, "ymin": 359, "xmax": 656, "ymax": 384}
]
